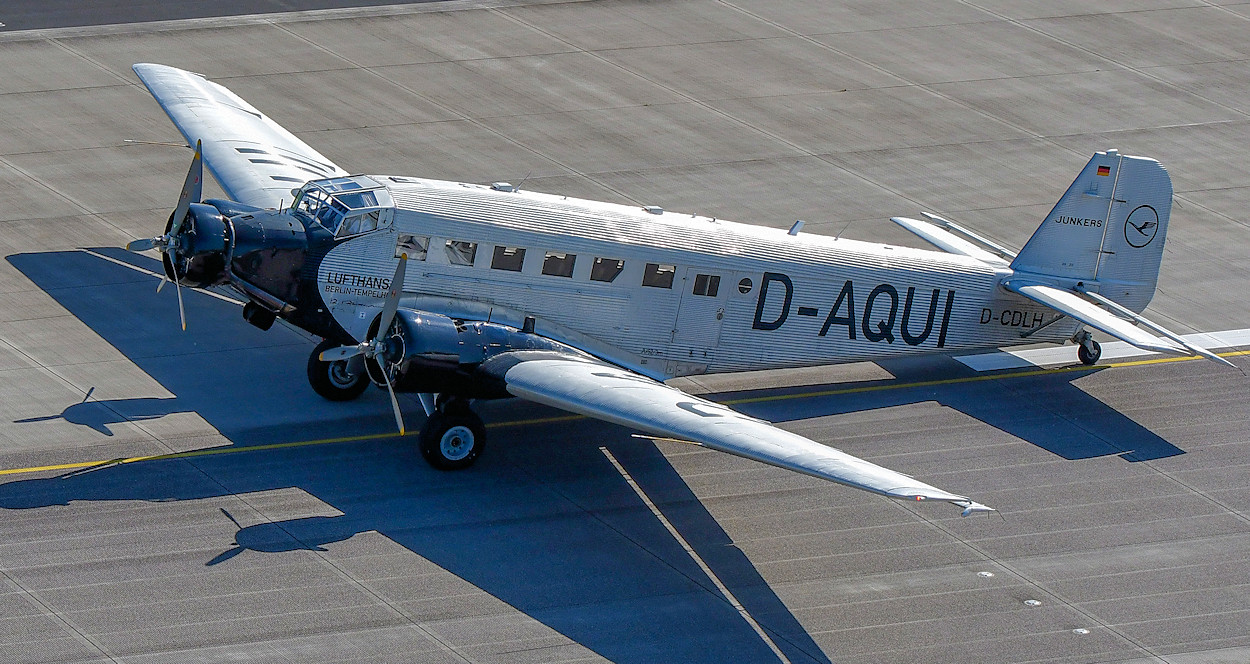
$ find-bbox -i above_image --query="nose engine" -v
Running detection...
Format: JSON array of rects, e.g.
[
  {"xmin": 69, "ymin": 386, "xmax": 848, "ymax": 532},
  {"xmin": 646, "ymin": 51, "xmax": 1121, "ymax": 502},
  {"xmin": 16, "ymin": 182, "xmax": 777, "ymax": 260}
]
[{"xmin": 164, "ymin": 202, "xmax": 231, "ymax": 288}]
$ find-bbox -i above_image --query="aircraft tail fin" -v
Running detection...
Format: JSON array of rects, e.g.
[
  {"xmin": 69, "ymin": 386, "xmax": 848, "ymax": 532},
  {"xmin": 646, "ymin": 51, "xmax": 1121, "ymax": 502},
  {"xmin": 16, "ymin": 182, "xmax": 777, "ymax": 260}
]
[{"xmin": 1010, "ymin": 150, "xmax": 1171, "ymax": 314}]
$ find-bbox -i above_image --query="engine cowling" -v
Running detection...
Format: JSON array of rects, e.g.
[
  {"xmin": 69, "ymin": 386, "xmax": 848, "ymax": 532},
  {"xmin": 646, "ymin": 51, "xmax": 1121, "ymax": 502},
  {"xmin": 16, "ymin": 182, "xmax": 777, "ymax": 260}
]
[
  {"xmin": 168, "ymin": 202, "xmax": 231, "ymax": 288},
  {"xmin": 371, "ymin": 311, "xmax": 570, "ymax": 397}
]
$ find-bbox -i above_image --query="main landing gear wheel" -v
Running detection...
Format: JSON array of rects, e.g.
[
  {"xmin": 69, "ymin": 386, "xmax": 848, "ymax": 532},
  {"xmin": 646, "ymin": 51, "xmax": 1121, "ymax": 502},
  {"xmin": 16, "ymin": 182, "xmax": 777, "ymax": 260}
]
[
  {"xmin": 1078, "ymin": 337, "xmax": 1102, "ymax": 366},
  {"xmin": 419, "ymin": 401, "xmax": 486, "ymax": 470},
  {"xmin": 308, "ymin": 339, "xmax": 370, "ymax": 401}
]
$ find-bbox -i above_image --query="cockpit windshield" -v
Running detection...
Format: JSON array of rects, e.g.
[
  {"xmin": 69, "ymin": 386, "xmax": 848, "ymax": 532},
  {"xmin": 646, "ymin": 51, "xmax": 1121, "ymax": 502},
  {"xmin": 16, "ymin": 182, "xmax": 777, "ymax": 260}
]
[{"xmin": 291, "ymin": 176, "xmax": 392, "ymax": 237}]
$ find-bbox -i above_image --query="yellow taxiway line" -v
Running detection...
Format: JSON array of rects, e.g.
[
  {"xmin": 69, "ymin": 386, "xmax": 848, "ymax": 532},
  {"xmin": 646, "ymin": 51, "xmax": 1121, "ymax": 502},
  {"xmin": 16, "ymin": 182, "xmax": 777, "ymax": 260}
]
[{"xmin": 2, "ymin": 349, "xmax": 1246, "ymax": 478}]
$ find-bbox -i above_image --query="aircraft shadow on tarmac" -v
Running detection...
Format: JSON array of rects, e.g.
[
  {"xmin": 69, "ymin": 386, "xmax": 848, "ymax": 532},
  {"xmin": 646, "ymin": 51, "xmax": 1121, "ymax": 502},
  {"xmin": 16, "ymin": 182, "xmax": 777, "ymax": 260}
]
[
  {"xmin": 2, "ymin": 248, "xmax": 1184, "ymax": 662},
  {"xmin": 6, "ymin": 248, "xmax": 832, "ymax": 663}
]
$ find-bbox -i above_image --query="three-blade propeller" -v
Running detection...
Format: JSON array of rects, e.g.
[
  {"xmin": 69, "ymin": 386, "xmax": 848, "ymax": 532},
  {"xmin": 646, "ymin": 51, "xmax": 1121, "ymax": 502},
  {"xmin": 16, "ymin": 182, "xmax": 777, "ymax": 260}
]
[
  {"xmin": 125, "ymin": 140, "xmax": 203, "ymax": 331},
  {"xmin": 319, "ymin": 255, "xmax": 409, "ymax": 436}
]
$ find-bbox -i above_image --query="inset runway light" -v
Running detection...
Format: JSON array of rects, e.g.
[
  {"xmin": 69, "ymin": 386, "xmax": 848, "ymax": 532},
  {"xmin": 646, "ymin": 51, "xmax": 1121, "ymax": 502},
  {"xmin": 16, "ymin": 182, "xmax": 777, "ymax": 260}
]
[
  {"xmin": 1072, "ymin": 628, "xmax": 1090, "ymax": 635},
  {"xmin": 1024, "ymin": 599, "xmax": 1042, "ymax": 607},
  {"xmin": 978, "ymin": 571, "xmax": 995, "ymax": 578}
]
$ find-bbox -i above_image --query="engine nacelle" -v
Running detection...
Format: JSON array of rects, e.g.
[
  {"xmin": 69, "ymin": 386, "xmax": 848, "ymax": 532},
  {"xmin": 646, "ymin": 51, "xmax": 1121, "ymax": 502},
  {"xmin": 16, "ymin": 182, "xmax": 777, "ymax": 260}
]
[
  {"xmin": 379, "ymin": 311, "xmax": 570, "ymax": 396},
  {"xmin": 390, "ymin": 310, "xmax": 464, "ymax": 368}
]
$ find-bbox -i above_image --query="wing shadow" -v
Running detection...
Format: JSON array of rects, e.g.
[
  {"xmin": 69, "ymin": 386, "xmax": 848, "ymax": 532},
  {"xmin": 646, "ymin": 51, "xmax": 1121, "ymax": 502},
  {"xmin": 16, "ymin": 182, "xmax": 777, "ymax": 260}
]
[
  {"xmin": 4, "ymin": 248, "xmax": 832, "ymax": 663},
  {"xmin": 727, "ymin": 354, "xmax": 1184, "ymax": 462}
]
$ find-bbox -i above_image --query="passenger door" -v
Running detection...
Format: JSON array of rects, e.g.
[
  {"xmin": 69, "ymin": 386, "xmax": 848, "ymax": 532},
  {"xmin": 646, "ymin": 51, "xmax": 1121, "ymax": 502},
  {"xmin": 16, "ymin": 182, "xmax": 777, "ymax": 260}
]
[{"xmin": 672, "ymin": 267, "xmax": 727, "ymax": 350}]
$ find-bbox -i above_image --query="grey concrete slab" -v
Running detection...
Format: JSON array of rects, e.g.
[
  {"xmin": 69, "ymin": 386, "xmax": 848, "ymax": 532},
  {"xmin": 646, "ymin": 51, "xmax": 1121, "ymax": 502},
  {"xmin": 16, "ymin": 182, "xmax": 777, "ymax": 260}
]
[
  {"xmin": 710, "ymin": 85, "xmax": 1032, "ymax": 157},
  {"xmin": 727, "ymin": 0, "xmax": 995, "ymax": 35},
  {"xmin": 65, "ymin": 23, "xmax": 354, "ymax": 80},
  {"xmin": 0, "ymin": 41, "xmax": 125, "ymax": 95},
  {"xmin": 218, "ymin": 69, "xmax": 461, "ymax": 134},
  {"xmin": 480, "ymin": 102, "xmax": 804, "ymax": 175},
  {"xmin": 0, "ymin": 85, "xmax": 174, "ymax": 155},
  {"xmin": 295, "ymin": 8, "xmax": 577, "ymax": 65},
  {"xmin": 597, "ymin": 37, "xmax": 899, "ymax": 101},
  {"xmin": 310, "ymin": 121, "xmax": 575, "ymax": 184},
  {"xmin": 503, "ymin": 0, "xmax": 790, "ymax": 51},
  {"xmin": 584, "ymin": 156, "xmax": 923, "ymax": 238},
  {"xmin": 971, "ymin": 0, "xmax": 1204, "ymax": 22},
  {"xmin": 373, "ymin": 52, "xmax": 685, "ymax": 120},
  {"xmin": 929, "ymin": 69, "xmax": 1244, "ymax": 138},
  {"xmin": 1019, "ymin": 7, "xmax": 1250, "ymax": 69},
  {"xmin": 817, "ymin": 19, "xmax": 1106, "ymax": 85}
]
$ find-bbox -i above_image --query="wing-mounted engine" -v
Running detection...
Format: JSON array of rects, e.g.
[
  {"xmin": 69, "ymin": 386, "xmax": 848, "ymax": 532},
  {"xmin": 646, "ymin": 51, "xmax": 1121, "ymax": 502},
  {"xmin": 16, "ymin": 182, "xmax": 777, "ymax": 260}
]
[{"xmin": 375, "ymin": 311, "xmax": 574, "ymax": 397}]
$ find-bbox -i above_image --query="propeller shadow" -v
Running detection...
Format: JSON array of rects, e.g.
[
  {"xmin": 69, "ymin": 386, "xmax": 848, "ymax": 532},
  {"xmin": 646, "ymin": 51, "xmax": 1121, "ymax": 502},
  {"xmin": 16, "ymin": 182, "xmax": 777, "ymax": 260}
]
[
  {"xmin": 4, "ymin": 248, "xmax": 833, "ymax": 663},
  {"xmin": 15, "ymin": 394, "xmax": 183, "ymax": 436}
]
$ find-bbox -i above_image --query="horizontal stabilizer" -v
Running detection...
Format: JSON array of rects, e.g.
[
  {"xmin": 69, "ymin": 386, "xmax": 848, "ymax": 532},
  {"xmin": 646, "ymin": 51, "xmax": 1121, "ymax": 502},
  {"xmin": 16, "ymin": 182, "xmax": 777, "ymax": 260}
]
[
  {"xmin": 1004, "ymin": 281, "xmax": 1231, "ymax": 366},
  {"xmin": 891, "ymin": 217, "xmax": 1009, "ymax": 266}
]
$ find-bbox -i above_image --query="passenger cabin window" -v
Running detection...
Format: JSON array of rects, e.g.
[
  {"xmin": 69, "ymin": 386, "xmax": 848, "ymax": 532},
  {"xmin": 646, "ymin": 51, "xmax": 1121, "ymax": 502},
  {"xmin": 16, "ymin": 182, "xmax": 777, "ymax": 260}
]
[
  {"xmin": 445, "ymin": 240, "xmax": 478, "ymax": 266},
  {"xmin": 542, "ymin": 251, "xmax": 576, "ymax": 277},
  {"xmin": 491, "ymin": 246, "xmax": 526, "ymax": 272},
  {"xmin": 590, "ymin": 257, "xmax": 625, "ymax": 283},
  {"xmin": 396, "ymin": 234, "xmax": 429, "ymax": 260},
  {"xmin": 692, "ymin": 274, "xmax": 720, "ymax": 297},
  {"xmin": 642, "ymin": 263, "xmax": 676, "ymax": 289}
]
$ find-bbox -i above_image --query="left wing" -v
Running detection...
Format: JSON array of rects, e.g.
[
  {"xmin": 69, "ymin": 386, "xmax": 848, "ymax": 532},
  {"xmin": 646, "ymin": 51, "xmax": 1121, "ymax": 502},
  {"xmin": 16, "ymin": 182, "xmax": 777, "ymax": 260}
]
[
  {"xmin": 492, "ymin": 354, "xmax": 993, "ymax": 516},
  {"xmin": 133, "ymin": 63, "xmax": 348, "ymax": 209}
]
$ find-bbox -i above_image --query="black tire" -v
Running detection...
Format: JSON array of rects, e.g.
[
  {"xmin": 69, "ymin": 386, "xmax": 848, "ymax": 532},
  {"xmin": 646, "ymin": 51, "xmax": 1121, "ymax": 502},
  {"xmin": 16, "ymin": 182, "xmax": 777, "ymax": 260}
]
[
  {"xmin": 419, "ymin": 408, "xmax": 486, "ymax": 470},
  {"xmin": 307, "ymin": 339, "xmax": 370, "ymax": 401},
  {"xmin": 1078, "ymin": 339, "xmax": 1102, "ymax": 366}
]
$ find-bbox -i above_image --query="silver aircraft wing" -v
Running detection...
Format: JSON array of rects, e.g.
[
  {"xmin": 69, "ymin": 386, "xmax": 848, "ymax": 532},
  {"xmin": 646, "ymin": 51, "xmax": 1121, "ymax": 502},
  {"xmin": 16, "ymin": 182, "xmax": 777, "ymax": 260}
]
[
  {"xmin": 498, "ymin": 355, "xmax": 993, "ymax": 516},
  {"xmin": 133, "ymin": 63, "xmax": 348, "ymax": 209},
  {"xmin": 1004, "ymin": 280, "xmax": 1234, "ymax": 367}
]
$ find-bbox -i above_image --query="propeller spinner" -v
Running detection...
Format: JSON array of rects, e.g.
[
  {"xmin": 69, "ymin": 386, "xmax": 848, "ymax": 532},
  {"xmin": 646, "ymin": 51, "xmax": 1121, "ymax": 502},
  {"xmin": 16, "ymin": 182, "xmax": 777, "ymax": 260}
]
[
  {"xmin": 319, "ymin": 255, "xmax": 410, "ymax": 436},
  {"xmin": 126, "ymin": 140, "xmax": 204, "ymax": 331}
]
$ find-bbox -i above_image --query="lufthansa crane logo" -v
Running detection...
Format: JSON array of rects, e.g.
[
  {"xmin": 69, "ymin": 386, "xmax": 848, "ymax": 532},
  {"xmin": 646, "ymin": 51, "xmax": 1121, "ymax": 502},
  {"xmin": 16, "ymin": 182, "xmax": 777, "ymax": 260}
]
[{"xmin": 1124, "ymin": 205, "xmax": 1159, "ymax": 248}]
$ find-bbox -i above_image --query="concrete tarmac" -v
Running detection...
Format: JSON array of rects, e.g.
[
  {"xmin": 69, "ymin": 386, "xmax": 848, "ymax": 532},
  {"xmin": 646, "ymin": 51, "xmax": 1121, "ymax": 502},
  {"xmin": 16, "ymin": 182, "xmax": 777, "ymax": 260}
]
[{"xmin": 0, "ymin": 1, "xmax": 1248, "ymax": 662}]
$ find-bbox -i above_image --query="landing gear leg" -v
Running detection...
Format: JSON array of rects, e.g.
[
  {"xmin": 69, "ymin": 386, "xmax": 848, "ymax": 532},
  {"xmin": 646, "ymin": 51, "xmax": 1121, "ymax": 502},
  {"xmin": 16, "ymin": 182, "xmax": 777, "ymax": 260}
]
[
  {"xmin": 1075, "ymin": 331, "xmax": 1102, "ymax": 366},
  {"xmin": 418, "ymin": 397, "xmax": 486, "ymax": 470}
]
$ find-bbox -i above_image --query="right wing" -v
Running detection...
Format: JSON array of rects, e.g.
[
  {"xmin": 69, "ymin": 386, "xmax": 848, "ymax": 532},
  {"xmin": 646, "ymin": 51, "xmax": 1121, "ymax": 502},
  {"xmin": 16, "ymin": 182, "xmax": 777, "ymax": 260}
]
[
  {"xmin": 891, "ymin": 216, "xmax": 1009, "ymax": 266},
  {"xmin": 133, "ymin": 63, "xmax": 348, "ymax": 209},
  {"xmin": 490, "ymin": 353, "xmax": 993, "ymax": 516}
]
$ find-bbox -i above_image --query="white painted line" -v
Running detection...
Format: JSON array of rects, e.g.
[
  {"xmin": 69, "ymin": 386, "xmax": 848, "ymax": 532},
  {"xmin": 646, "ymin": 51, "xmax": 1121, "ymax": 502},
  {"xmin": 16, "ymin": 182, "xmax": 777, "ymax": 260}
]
[
  {"xmin": 78, "ymin": 248, "xmax": 244, "ymax": 307},
  {"xmin": 600, "ymin": 447, "xmax": 792, "ymax": 664},
  {"xmin": 955, "ymin": 327, "xmax": 1250, "ymax": 371}
]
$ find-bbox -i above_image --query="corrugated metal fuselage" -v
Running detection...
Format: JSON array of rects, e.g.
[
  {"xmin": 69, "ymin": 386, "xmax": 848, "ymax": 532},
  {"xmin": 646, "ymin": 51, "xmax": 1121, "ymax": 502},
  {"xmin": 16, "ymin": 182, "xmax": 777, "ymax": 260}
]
[{"xmin": 314, "ymin": 177, "xmax": 1078, "ymax": 380}]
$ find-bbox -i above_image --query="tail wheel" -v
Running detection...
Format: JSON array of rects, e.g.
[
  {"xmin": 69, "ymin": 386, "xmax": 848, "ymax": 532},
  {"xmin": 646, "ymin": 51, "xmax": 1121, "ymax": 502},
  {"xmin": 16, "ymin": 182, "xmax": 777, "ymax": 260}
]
[
  {"xmin": 308, "ymin": 339, "xmax": 370, "ymax": 401},
  {"xmin": 419, "ymin": 406, "xmax": 486, "ymax": 470}
]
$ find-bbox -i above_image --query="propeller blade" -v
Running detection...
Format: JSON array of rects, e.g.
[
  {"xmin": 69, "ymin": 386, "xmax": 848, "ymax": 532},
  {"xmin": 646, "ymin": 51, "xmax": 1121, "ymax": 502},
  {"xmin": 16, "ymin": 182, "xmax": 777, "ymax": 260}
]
[
  {"xmin": 126, "ymin": 238, "xmax": 157, "ymax": 252},
  {"xmin": 318, "ymin": 345, "xmax": 364, "ymax": 362},
  {"xmin": 168, "ymin": 140, "xmax": 203, "ymax": 238},
  {"xmin": 383, "ymin": 372, "xmax": 405, "ymax": 437},
  {"xmin": 156, "ymin": 275, "xmax": 167, "ymax": 293},
  {"xmin": 377, "ymin": 254, "xmax": 408, "ymax": 339},
  {"xmin": 175, "ymin": 277, "xmax": 186, "ymax": 331}
]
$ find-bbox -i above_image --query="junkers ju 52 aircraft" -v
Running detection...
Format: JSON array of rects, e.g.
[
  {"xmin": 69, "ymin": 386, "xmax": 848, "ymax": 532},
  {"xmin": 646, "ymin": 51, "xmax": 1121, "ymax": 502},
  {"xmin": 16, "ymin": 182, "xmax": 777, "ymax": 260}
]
[{"xmin": 125, "ymin": 63, "xmax": 1232, "ymax": 517}]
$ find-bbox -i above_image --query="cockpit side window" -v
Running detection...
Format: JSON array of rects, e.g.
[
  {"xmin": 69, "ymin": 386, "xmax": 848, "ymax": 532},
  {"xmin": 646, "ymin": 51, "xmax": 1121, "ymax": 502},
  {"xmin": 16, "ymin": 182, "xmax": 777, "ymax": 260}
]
[{"xmin": 337, "ymin": 210, "xmax": 381, "ymax": 237}]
